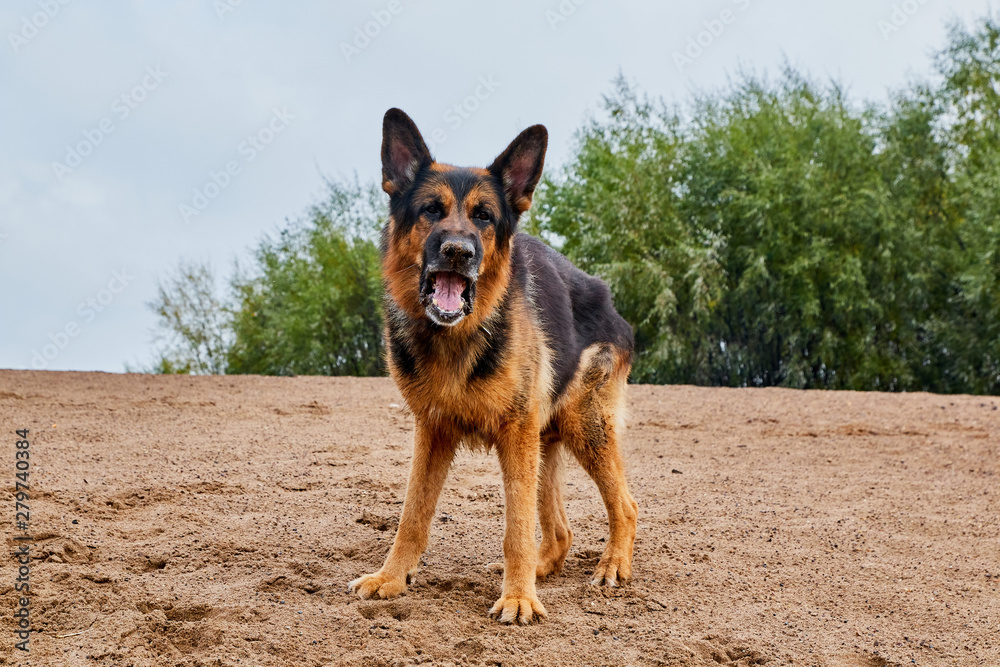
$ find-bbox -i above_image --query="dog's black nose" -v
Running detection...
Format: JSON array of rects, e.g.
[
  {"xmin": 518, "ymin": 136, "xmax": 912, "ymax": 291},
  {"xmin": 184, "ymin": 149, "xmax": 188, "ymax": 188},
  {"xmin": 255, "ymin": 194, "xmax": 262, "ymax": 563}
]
[{"xmin": 440, "ymin": 238, "xmax": 475, "ymax": 261}]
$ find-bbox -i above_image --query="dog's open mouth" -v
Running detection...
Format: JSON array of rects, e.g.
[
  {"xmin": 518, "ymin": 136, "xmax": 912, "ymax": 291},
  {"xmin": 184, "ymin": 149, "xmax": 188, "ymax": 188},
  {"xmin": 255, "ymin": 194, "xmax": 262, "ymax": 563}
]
[{"xmin": 420, "ymin": 271, "xmax": 475, "ymax": 325}]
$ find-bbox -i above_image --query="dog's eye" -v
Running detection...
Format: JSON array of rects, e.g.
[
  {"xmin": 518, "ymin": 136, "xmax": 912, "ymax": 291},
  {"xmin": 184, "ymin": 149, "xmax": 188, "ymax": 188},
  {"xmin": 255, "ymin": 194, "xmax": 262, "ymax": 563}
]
[
  {"xmin": 473, "ymin": 209, "xmax": 491, "ymax": 222},
  {"xmin": 424, "ymin": 203, "xmax": 442, "ymax": 218}
]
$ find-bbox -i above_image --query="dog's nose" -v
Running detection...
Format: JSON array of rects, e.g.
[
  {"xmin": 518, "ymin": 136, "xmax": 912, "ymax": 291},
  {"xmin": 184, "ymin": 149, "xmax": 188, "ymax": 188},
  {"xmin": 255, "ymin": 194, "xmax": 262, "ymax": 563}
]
[{"xmin": 440, "ymin": 238, "xmax": 475, "ymax": 262}]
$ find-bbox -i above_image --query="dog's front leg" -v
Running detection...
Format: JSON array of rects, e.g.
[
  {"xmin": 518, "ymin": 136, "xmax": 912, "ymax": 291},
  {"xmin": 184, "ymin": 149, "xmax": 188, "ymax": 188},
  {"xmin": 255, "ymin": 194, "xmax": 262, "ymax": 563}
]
[
  {"xmin": 490, "ymin": 420, "xmax": 548, "ymax": 624},
  {"xmin": 349, "ymin": 421, "xmax": 455, "ymax": 599}
]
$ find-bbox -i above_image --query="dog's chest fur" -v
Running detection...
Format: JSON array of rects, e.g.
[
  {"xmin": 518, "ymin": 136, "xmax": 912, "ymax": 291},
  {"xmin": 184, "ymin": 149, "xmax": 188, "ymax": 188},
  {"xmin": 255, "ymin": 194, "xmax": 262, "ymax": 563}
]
[{"xmin": 385, "ymin": 273, "xmax": 553, "ymax": 441}]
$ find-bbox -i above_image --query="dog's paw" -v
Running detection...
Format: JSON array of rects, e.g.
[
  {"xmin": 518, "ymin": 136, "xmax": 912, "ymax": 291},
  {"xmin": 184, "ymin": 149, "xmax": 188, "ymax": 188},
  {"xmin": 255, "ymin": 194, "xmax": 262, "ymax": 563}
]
[
  {"xmin": 590, "ymin": 553, "xmax": 632, "ymax": 587},
  {"xmin": 535, "ymin": 547, "xmax": 570, "ymax": 579},
  {"xmin": 535, "ymin": 560, "xmax": 559, "ymax": 580},
  {"xmin": 488, "ymin": 593, "xmax": 547, "ymax": 625},
  {"xmin": 348, "ymin": 571, "xmax": 407, "ymax": 600},
  {"xmin": 536, "ymin": 529, "xmax": 573, "ymax": 579}
]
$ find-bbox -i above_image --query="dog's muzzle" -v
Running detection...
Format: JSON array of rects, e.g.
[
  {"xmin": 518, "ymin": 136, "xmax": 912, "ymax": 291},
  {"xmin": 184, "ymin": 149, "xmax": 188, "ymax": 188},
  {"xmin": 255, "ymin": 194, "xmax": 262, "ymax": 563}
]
[{"xmin": 419, "ymin": 237, "xmax": 479, "ymax": 326}]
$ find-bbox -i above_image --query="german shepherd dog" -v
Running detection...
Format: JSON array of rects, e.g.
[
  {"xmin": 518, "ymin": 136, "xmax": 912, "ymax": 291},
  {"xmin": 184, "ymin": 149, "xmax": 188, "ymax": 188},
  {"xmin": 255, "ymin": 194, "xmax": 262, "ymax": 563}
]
[{"xmin": 348, "ymin": 109, "xmax": 638, "ymax": 624}]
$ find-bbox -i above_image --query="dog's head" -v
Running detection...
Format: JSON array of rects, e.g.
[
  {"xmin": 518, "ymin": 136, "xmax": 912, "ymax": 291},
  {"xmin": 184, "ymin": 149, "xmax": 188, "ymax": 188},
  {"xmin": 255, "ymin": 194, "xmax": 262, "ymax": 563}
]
[{"xmin": 380, "ymin": 108, "xmax": 547, "ymax": 328}]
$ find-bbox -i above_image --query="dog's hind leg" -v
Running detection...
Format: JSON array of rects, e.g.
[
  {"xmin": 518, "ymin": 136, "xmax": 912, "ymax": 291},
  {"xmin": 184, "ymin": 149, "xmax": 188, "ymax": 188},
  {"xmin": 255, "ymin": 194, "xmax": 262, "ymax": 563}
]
[
  {"xmin": 536, "ymin": 437, "xmax": 572, "ymax": 579},
  {"xmin": 349, "ymin": 422, "xmax": 456, "ymax": 599},
  {"xmin": 564, "ymin": 344, "xmax": 638, "ymax": 587}
]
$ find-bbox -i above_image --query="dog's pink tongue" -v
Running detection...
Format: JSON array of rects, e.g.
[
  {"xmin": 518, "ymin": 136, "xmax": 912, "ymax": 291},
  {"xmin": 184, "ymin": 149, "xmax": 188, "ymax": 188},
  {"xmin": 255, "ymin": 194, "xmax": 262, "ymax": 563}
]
[{"xmin": 433, "ymin": 273, "xmax": 464, "ymax": 312}]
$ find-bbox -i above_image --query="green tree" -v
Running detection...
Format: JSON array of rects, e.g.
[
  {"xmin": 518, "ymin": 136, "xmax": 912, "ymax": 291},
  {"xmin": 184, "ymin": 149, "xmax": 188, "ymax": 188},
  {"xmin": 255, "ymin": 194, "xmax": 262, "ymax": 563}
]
[
  {"xmin": 533, "ymin": 71, "xmax": 919, "ymax": 388},
  {"xmin": 227, "ymin": 178, "xmax": 386, "ymax": 376},
  {"xmin": 930, "ymin": 15, "xmax": 1000, "ymax": 393},
  {"xmin": 144, "ymin": 260, "xmax": 231, "ymax": 374},
  {"xmin": 527, "ymin": 76, "xmax": 724, "ymax": 384},
  {"xmin": 142, "ymin": 13, "xmax": 1000, "ymax": 393},
  {"xmin": 144, "ymin": 178, "xmax": 386, "ymax": 376},
  {"xmin": 531, "ymin": 34, "xmax": 1000, "ymax": 394}
]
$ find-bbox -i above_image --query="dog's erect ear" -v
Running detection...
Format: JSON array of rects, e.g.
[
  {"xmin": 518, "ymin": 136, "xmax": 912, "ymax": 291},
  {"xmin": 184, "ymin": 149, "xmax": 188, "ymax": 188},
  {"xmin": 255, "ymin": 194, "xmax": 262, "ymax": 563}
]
[
  {"xmin": 382, "ymin": 108, "xmax": 432, "ymax": 196},
  {"xmin": 488, "ymin": 124, "xmax": 548, "ymax": 216}
]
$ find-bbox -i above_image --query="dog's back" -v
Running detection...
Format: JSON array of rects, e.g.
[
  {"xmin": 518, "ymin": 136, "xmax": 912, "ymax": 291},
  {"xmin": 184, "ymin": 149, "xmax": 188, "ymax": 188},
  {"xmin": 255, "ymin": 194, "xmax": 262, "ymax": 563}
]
[{"xmin": 512, "ymin": 233, "xmax": 634, "ymax": 403}]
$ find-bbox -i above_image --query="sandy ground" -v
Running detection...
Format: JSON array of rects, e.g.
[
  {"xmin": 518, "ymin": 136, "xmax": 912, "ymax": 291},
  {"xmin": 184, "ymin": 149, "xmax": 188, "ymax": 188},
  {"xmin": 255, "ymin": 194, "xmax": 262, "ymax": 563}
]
[{"xmin": 0, "ymin": 370, "xmax": 997, "ymax": 666}]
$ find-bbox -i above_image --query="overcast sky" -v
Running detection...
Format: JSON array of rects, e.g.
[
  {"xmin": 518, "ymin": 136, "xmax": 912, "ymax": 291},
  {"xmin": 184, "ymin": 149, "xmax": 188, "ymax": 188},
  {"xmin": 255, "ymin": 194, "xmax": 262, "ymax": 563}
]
[{"xmin": 1, "ymin": 0, "xmax": 994, "ymax": 373}]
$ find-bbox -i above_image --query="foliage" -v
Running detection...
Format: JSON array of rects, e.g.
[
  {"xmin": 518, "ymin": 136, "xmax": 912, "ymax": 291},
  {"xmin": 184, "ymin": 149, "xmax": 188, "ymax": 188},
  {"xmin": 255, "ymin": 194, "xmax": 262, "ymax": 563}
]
[
  {"xmin": 226, "ymin": 178, "xmax": 386, "ymax": 376},
  {"xmin": 145, "ymin": 14, "xmax": 1000, "ymax": 393},
  {"xmin": 528, "ymin": 13, "xmax": 1000, "ymax": 393},
  {"xmin": 143, "ymin": 261, "xmax": 231, "ymax": 374},
  {"xmin": 145, "ymin": 178, "xmax": 386, "ymax": 376},
  {"xmin": 930, "ymin": 16, "xmax": 1000, "ymax": 393}
]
